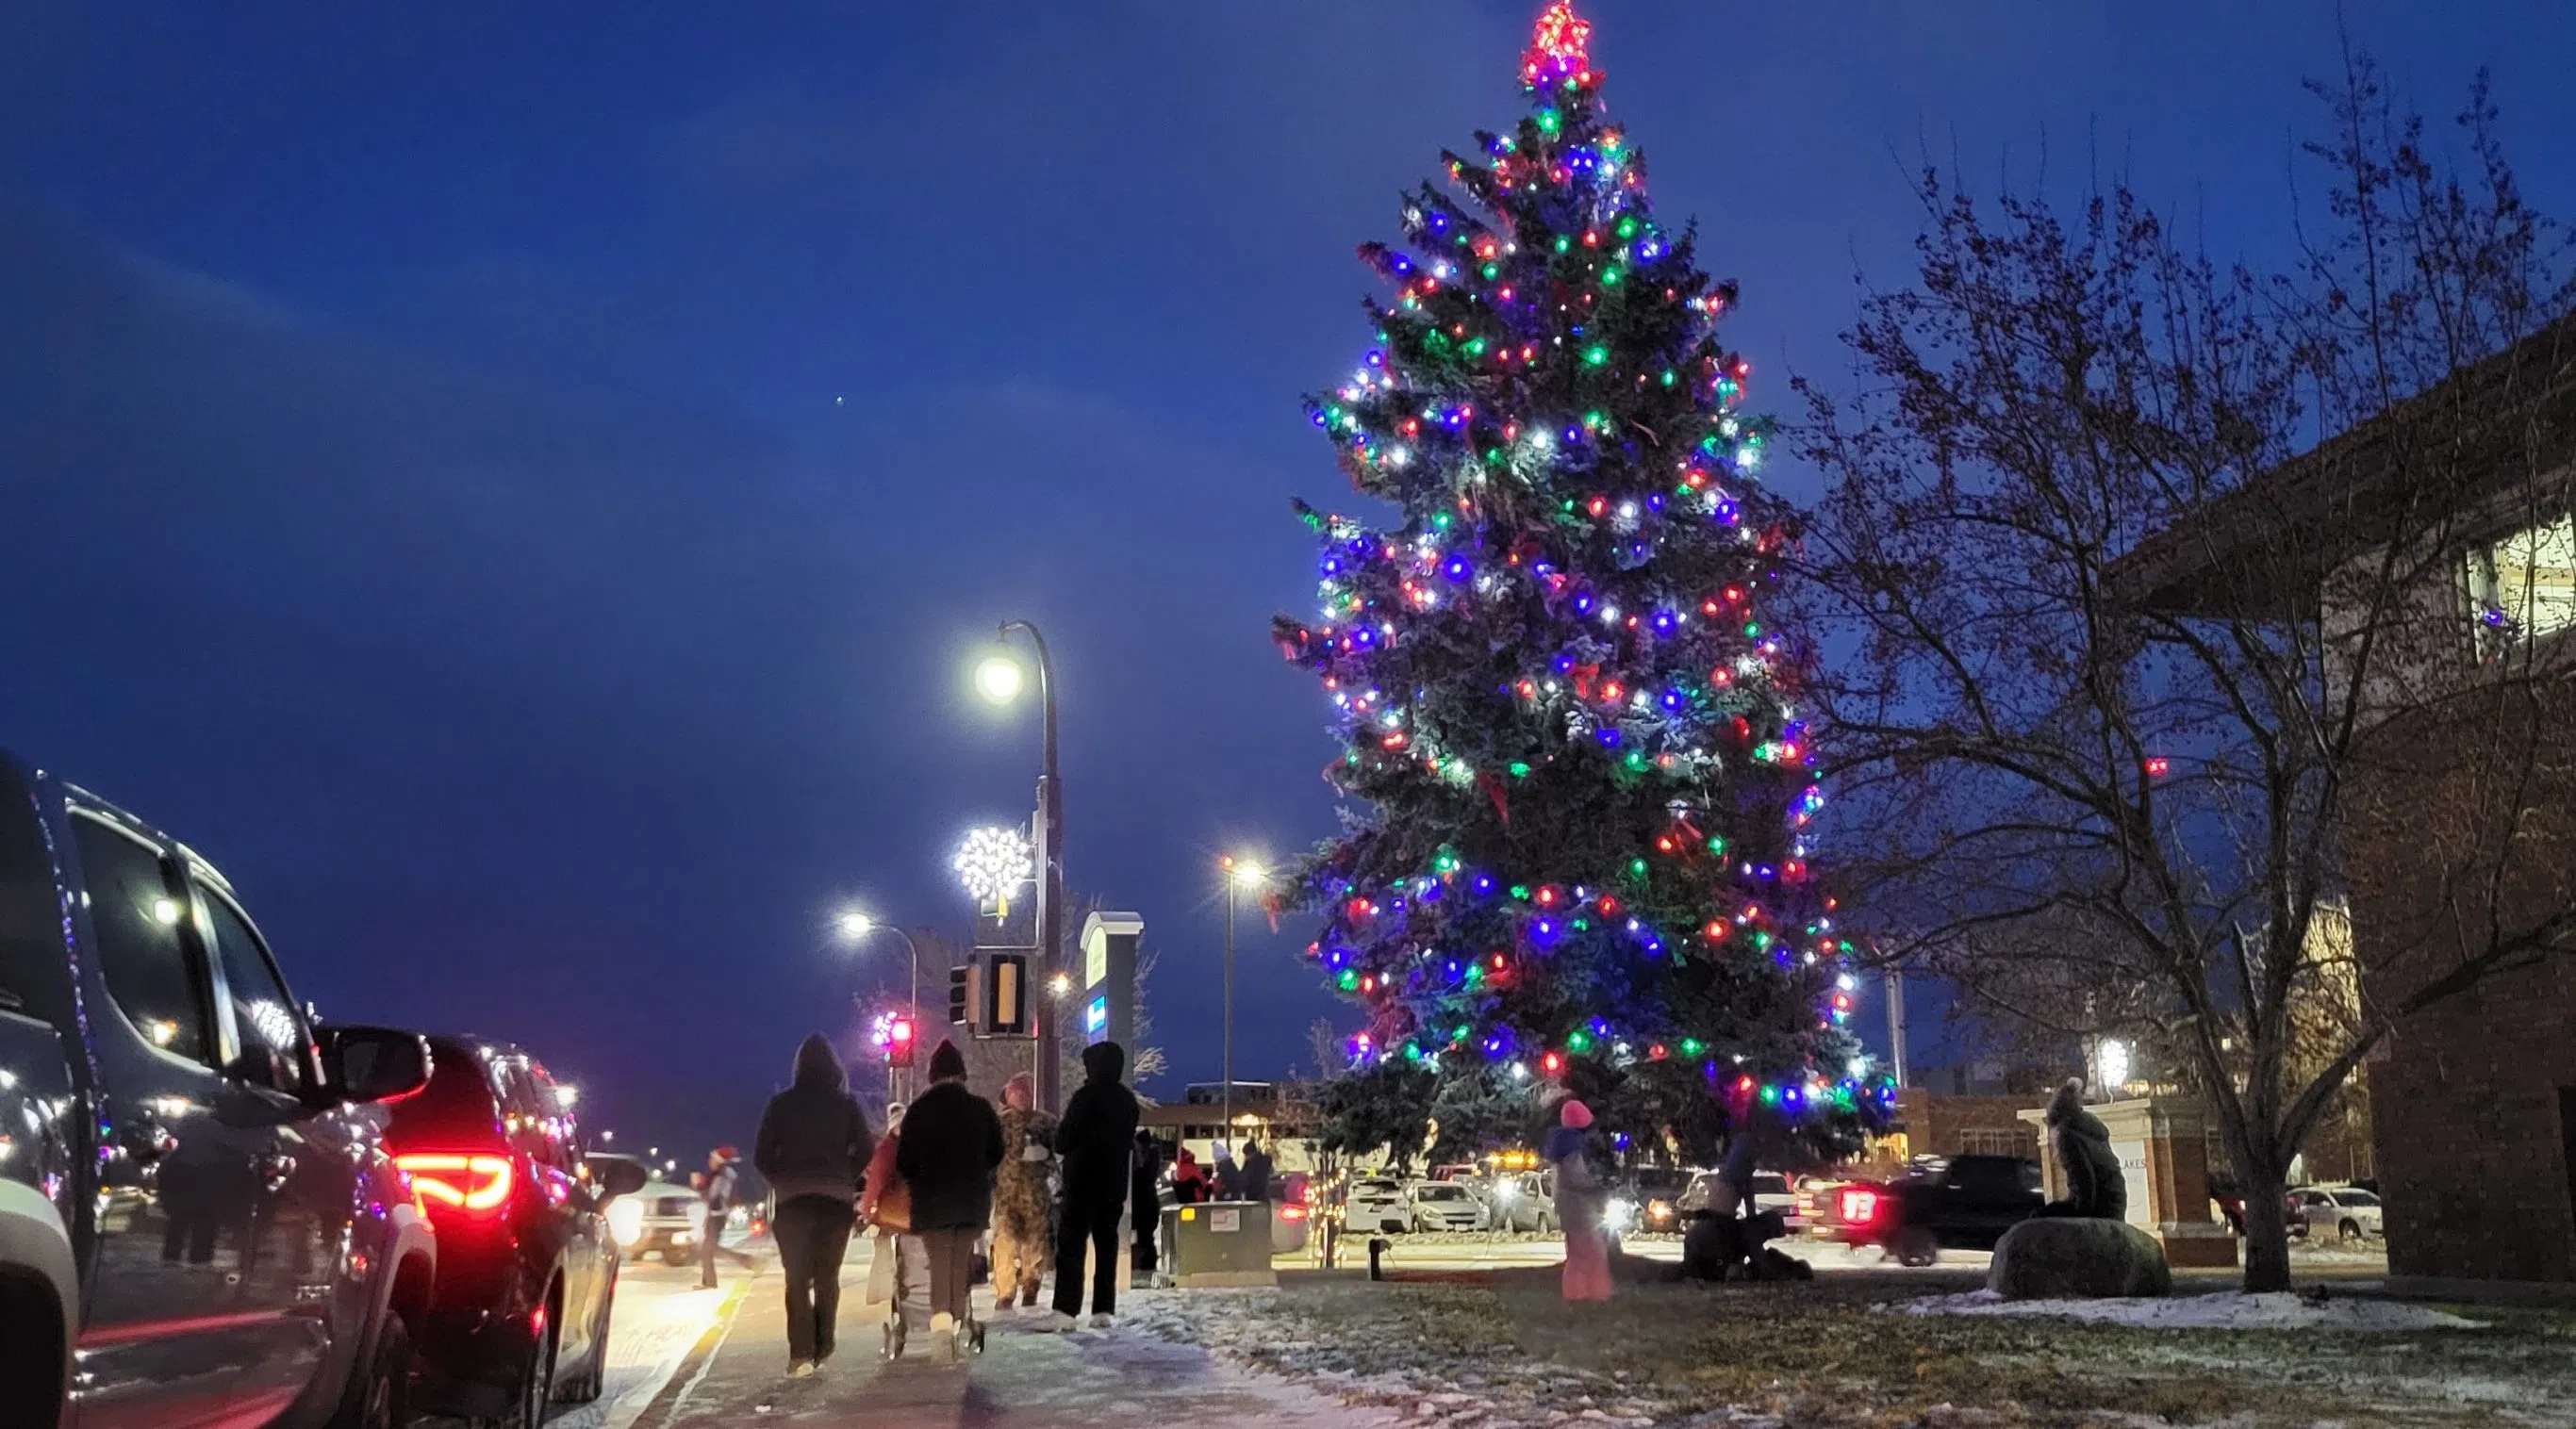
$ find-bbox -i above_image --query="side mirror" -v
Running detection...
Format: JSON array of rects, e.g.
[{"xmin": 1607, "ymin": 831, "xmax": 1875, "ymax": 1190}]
[
  {"xmin": 327, "ymin": 1027, "xmax": 432, "ymax": 1105},
  {"xmin": 587, "ymin": 1156, "xmax": 650, "ymax": 1198}
]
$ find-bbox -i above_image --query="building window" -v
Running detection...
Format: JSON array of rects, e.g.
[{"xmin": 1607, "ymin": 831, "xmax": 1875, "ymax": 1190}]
[
  {"xmin": 1957, "ymin": 1126, "xmax": 2027, "ymax": 1158},
  {"xmin": 2468, "ymin": 512, "xmax": 2576, "ymax": 649}
]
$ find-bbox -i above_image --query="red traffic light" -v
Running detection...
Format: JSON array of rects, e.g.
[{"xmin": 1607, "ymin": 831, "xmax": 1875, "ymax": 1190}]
[
  {"xmin": 886, "ymin": 1015, "xmax": 917, "ymax": 1068},
  {"xmin": 888, "ymin": 1018, "xmax": 916, "ymax": 1043}
]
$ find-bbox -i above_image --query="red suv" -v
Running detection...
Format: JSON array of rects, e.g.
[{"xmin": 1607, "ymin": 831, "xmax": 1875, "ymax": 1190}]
[{"xmin": 345, "ymin": 1030, "xmax": 643, "ymax": 1427}]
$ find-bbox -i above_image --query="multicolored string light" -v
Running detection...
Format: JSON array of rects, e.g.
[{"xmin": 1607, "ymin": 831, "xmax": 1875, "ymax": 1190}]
[{"xmin": 1277, "ymin": 0, "xmax": 1882, "ymax": 1123}]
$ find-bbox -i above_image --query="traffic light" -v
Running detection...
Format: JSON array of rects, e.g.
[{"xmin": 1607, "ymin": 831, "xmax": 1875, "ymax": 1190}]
[
  {"xmin": 948, "ymin": 965, "xmax": 972, "ymax": 1025},
  {"xmin": 885, "ymin": 1016, "xmax": 916, "ymax": 1069},
  {"xmin": 985, "ymin": 953, "xmax": 1027, "ymax": 1036}
]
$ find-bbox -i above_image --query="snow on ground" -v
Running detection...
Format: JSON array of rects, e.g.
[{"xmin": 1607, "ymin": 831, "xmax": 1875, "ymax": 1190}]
[
  {"xmin": 1898, "ymin": 1289, "xmax": 2484, "ymax": 1331},
  {"xmin": 1120, "ymin": 1288, "xmax": 1781, "ymax": 1429}
]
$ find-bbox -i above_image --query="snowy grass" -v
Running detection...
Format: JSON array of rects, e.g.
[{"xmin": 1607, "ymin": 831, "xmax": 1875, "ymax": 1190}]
[
  {"xmin": 1900, "ymin": 1289, "xmax": 2482, "ymax": 1332},
  {"xmin": 1122, "ymin": 1263, "xmax": 2576, "ymax": 1428}
]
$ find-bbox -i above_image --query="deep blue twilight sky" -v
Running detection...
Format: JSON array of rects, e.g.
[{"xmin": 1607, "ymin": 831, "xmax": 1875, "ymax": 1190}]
[{"xmin": 4, "ymin": 3, "xmax": 2570, "ymax": 1152}]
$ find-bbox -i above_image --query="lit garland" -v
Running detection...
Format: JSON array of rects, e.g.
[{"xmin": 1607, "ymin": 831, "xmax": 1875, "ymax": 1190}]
[{"xmin": 1275, "ymin": 0, "xmax": 1885, "ymax": 1128}]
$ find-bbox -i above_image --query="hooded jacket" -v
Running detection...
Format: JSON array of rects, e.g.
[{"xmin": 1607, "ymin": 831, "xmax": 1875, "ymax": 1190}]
[
  {"xmin": 754, "ymin": 1034, "xmax": 877, "ymax": 1207},
  {"xmin": 2045, "ymin": 1077, "xmax": 2126, "ymax": 1220},
  {"xmin": 1053, "ymin": 1041, "xmax": 1143, "ymax": 1197},
  {"xmin": 896, "ymin": 1073, "xmax": 1005, "ymax": 1232}
]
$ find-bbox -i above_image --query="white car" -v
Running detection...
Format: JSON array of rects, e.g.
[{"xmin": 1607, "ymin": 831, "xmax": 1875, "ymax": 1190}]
[
  {"xmin": 1489, "ymin": 1170, "xmax": 1558, "ymax": 1233},
  {"xmin": 1676, "ymin": 1170, "xmax": 1808, "ymax": 1236},
  {"xmin": 604, "ymin": 1176, "xmax": 707, "ymax": 1262},
  {"xmin": 2289, "ymin": 1186, "xmax": 2383, "ymax": 1243},
  {"xmin": 1341, "ymin": 1177, "xmax": 1412, "ymax": 1235},
  {"xmin": 1408, "ymin": 1181, "xmax": 1490, "ymax": 1232}
]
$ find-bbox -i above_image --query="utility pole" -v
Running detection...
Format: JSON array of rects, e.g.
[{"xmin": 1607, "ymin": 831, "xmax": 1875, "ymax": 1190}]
[{"xmin": 1885, "ymin": 968, "xmax": 1909, "ymax": 1089}]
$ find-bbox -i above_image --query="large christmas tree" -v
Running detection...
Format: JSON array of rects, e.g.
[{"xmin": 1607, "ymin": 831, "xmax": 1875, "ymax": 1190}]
[{"xmin": 1279, "ymin": 1, "xmax": 1878, "ymax": 1156}]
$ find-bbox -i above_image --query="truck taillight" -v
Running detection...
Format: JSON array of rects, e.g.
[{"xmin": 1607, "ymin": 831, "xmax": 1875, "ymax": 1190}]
[
  {"xmin": 1840, "ymin": 1188, "xmax": 1879, "ymax": 1224},
  {"xmin": 397, "ymin": 1153, "xmax": 514, "ymax": 1213}
]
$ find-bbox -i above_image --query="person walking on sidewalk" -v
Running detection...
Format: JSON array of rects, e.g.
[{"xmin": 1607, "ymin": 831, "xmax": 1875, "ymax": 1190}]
[
  {"xmin": 1045, "ymin": 1041, "xmax": 1141, "ymax": 1330},
  {"xmin": 1130, "ymin": 1129, "xmax": 1164, "ymax": 1278},
  {"xmin": 989, "ymin": 1072, "xmax": 1055, "ymax": 1314},
  {"xmin": 893, "ymin": 1041, "xmax": 1002, "ymax": 1363},
  {"xmin": 698, "ymin": 1145, "xmax": 745, "ymax": 1289},
  {"xmin": 858, "ymin": 1104, "xmax": 911, "ymax": 1310},
  {"xmin": 753, "ymin": 1033, "xmax": 876, "ymax": 1378}
]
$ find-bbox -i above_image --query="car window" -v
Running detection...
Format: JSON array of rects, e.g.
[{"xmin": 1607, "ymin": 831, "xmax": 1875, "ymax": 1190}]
[
  {"xmin": 73, "ymin": 814, "xmax": 217, "ymax": 1066},
  {"xmin": 198, "ymin": 885, "xmax": 311, "ymax": 1092},
  {"xmin": 0, "ymin": 768, "xmax": 73, "ymax": 1027},
  {"xmin": 2337, "ymin": 1191, "xmax": 2380, "ymax": 1207},
  {"xmin": 1420, "ymin": 1186, "xmax": 1464, "ymax": 1201}
]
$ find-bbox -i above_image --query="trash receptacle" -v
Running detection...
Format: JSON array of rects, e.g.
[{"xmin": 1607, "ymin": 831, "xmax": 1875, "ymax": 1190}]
[{"xmin": 1167, "ymin": 1200, "xmax": 1277, "ymax": 1288}]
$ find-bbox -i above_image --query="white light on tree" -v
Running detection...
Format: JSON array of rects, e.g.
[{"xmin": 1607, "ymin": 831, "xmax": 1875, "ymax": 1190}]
[
  {"xmin": 2097, "ymin": 1038, "xmax": 2132, "ymax": 1094},
  {"xmin": 952, "ymin": 826, "xmax": 1032, "ymax": 909}
]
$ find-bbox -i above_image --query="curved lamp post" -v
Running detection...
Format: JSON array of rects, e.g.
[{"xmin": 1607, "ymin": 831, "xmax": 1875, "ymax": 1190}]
[
  {"xmin": 975, "ymin": 621, "xmax": 1063, "ymax": 1112},
  {"xmin": 836, "ymin": 908, "xmax": 921, "ymax": 1099}
]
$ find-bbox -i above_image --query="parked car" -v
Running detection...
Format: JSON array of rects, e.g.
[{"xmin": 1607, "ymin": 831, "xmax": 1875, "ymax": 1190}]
[
  {"xmin": 1832, "ymin": 1155, "xmax": 2043, "ymax": 1266},
  {"xmin": 1427, "ymin": 1162, "xmax": 1482, "ymax": 1183},
  {"xmin": 1489, "ymin": 1169, "xmax": 1558, "ymax": 1233},
  {"xmin": 1797, "ymin": 1174, "xmax": 1854, "ymax": 1239},
  {"xmin": 349, "ymin": 1027, "xmax": 645, "ymax": 1425},
  {"xmin": 1269, "ymin": 1183, "xmax": 1313, "ymax": 1255},
  {"xmin": 0, "ymin": 749, "xmax": 438, "ymax": 1429},
  {"xmin": 1676, "ymin": 1170, "xmax": 1809, "ymax": 1236},
  {"xmin": 1631, "ymin": 1167, "xmax": 1699, "ymax": 1233},
  {"xmin": 1340, "ymin": 1176, "xmax": 1412, "ymax": 1234},
  {"xmin": 2288, "ymin": 1186, "xmax": 2384, "ymax": 1244},
  {"xmin": 1408, "ymin": 1180, "xmax": 1490, "ymax": 1232},
  {"xmin": 596, "ymin": 1158, "xmax": 707, "ymax": 1263}
]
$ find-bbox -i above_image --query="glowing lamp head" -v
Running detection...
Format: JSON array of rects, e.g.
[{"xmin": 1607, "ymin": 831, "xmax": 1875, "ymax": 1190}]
[
  {"xmin": 1225, "ymin": 857, "xmax": 1267, "ymax": 890},
  {"xmin": 834, "ymin": 908, "xmax": 875, "ymax": 943},
  {"xmin": 973, "ymin": 652, "xmax": 1026, "ymax": 705}
]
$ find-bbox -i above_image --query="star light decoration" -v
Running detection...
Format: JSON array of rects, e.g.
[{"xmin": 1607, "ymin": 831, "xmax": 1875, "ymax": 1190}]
[
  {"xmin": 951, "ymin": 826, "xmax": 1033, "ymax": 913},
  {"xmin": 1275, "ymin": 0, "xmax": 1886, "ymax": 1128}
]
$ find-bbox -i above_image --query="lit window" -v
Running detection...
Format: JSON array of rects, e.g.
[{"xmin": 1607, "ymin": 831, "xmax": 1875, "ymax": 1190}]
[{"xmin": 2468, "ymin": 513, "xmax": 2576, "ymax": 646}]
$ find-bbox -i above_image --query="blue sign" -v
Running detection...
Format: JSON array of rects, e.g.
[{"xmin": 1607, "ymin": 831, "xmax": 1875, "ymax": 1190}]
[{"xmin": 1084, "ymin": 994, "xmax": 1110, "ymax": 1039}]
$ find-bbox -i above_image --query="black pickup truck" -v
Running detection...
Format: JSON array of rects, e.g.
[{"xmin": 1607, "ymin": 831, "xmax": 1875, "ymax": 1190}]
[
  {"xmin": 0, "ymin": 748, "xmax": 438, "ymax": 1427},
  {"xmin": 1829, "ymin": 1155, "xmax": 2043, "ymax": 1266}
]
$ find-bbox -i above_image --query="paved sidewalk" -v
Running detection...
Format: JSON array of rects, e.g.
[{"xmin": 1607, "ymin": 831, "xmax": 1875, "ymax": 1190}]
[{"xmin": 636, "ymin": 1240, "xmax": 1395, "ymax": 1429}]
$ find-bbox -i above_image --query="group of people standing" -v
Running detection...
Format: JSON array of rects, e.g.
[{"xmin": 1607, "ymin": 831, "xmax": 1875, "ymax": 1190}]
[{"xmin": 747, "ymin": 1030, "xmax": 1143, "ymax": 1372}]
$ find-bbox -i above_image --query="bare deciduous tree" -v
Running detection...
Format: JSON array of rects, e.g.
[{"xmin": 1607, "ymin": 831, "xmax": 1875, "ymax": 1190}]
[{"xmin": 1792, "ymin": 56, "xmax": 2574, "ymax": 1291}]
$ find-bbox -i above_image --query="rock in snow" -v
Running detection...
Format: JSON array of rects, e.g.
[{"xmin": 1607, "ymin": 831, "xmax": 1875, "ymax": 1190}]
[{"xmin": 1986, "ymin": 1218, "xmax": 2172, "ymax": 1299}]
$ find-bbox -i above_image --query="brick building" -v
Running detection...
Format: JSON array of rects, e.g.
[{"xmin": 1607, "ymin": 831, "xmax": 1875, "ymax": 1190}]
[{"xmin": 2114, "ymin": 315, "xmax": 2576, "ymax": 1297}]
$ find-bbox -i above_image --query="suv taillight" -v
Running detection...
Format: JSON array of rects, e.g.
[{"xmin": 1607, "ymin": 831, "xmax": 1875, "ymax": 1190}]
[
  {"xmin": 1840, "ymin": 1188, "xmax": 1879, "ymax": 1224},
  {"xmin": 397, "ymin": 1153, "xmax": 514, "ymax": 1213}
]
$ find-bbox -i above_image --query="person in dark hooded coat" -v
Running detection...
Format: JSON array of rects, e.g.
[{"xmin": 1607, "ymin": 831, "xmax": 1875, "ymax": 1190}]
[
  {"xmin": 753, "ymin": 1033, "xmax": 876, "ymax": 1373},
  {"xmin": 2039, "ymin": 1076, "xmax": 2126, "ymax": 1220},
  {"xmin": 1045, "ymin": 1040, "xmax": 1142, "ymax": 1327},
  {"xmin": 894, "ymin": 1040, "xmax": 1002, "ymax": 1361}
]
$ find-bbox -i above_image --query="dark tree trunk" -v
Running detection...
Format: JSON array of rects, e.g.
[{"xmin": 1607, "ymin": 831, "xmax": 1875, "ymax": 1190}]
[{"xmin": 2237, "ymin": 1156, "xmax": 2294, "ymax": 1292}]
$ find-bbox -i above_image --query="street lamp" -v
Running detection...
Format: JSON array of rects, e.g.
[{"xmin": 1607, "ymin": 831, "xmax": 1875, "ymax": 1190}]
[
  {"xmin": 972, "ymin": 621, "xmax": 1064, "ymax": 1113},
  {"xmin": 1218, "ymin": 855, "xmax": 1267, "ymax": 1154},
  {"xmin": 835, "ymin": 907, "xmax": 922, "ymax": 1095}
]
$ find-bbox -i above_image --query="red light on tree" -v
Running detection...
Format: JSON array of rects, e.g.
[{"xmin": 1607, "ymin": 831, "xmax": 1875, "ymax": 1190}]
[
  {"xmin": 1540, "ymin": 1051, "xmax": 1566, "ymax": 1076},
  {"xmin": 2143, "ymin": 757, "xmax": 2171, "ymax": 778}
]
